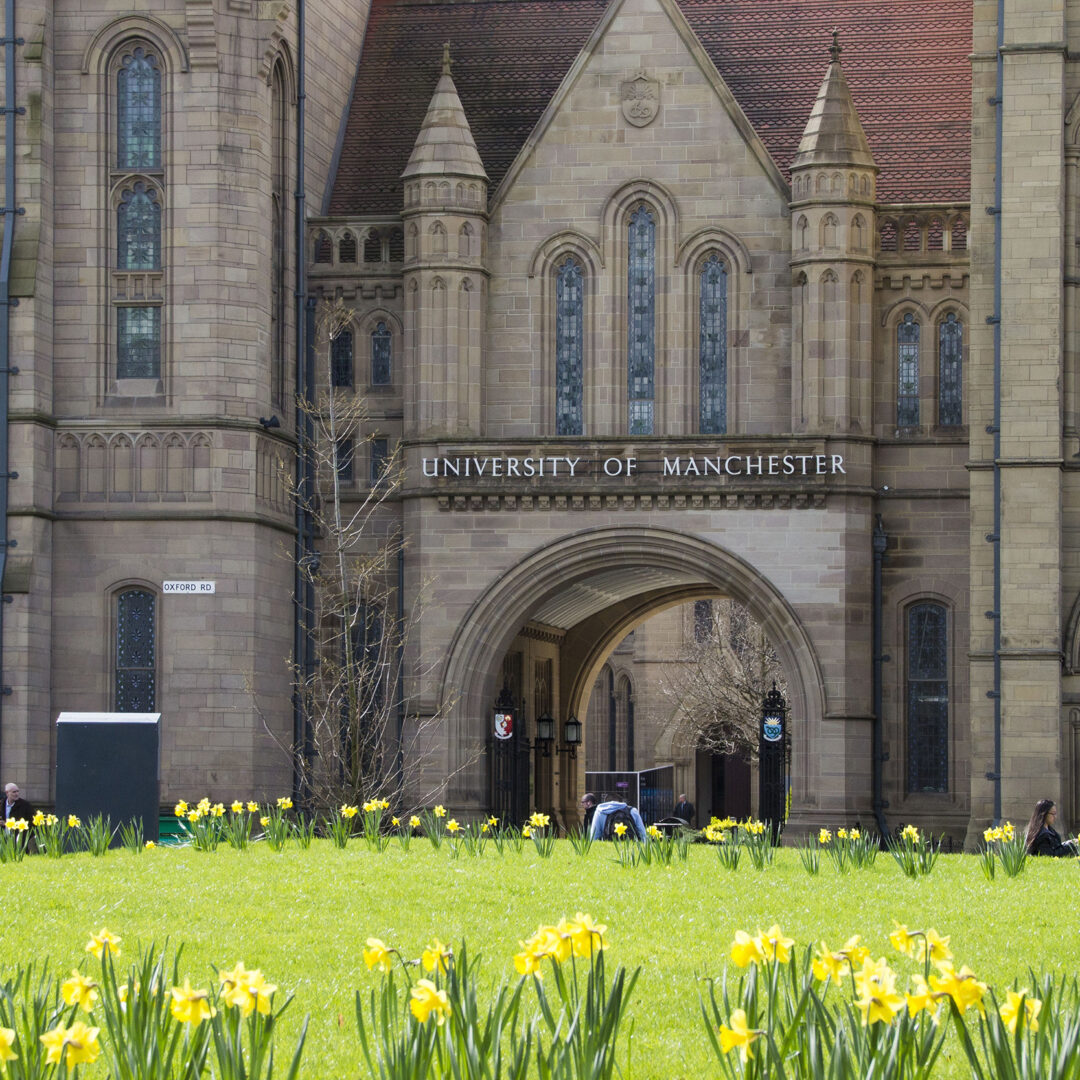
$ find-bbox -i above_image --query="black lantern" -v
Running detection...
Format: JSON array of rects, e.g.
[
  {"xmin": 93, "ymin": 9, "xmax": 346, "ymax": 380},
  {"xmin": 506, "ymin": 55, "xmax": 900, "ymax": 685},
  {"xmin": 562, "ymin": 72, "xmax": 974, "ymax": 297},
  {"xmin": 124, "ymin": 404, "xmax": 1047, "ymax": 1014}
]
[
  {"xmin": 562, "ymin": 715, "xmax": 582, "ymax": 758},
  {"xmin": 534, "ymin": 712, "xmax": 555, "ymax": 757}
]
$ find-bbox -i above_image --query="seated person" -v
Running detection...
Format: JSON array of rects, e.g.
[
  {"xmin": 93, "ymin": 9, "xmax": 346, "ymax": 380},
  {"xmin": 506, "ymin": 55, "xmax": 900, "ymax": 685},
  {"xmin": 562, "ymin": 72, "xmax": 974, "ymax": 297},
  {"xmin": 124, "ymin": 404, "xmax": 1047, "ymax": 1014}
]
[
  {"xmin": 1024, "ymin": 799, "xmax": 1078, "ymax": 857},
  {"xmin": 589, "ymin": 800, "xmax": 647, "ymax": 841}
]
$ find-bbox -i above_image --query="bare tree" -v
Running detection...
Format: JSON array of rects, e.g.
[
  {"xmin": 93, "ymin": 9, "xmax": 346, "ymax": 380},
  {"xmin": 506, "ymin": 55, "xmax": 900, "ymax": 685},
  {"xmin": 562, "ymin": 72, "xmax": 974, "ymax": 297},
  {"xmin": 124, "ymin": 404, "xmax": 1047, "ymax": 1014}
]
[
  {"xmin": 661, "ymin": 599, "xmax": 785, "ymax": 759},
  {"xmin": 266, "ymin": 298, "xmax": 452, "ymax": 812}
]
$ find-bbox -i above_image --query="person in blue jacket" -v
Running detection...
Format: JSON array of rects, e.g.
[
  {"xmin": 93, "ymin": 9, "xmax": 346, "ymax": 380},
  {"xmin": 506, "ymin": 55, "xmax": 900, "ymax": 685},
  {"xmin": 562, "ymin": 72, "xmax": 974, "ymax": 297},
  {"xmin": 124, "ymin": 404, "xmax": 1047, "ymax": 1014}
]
[{"xmin": 589, "ymin": 800, "xmax": 647, "ymax": 841}]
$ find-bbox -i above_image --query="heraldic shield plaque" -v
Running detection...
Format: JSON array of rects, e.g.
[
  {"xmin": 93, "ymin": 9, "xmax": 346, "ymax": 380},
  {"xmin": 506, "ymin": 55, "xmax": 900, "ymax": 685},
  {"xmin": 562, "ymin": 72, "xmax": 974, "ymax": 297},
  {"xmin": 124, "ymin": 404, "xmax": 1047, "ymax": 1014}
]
[{"xmin": 621, "ymin": 72, "xmax": 659, "ymax": 127}]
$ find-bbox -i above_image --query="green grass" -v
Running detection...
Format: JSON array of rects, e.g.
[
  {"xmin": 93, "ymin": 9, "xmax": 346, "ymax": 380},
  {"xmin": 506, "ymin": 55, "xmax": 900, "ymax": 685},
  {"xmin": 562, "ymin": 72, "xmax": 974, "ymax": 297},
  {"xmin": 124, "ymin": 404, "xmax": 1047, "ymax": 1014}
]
[{"xmin": 4, "ymin": 840, "xmax": 1078, "ymax": 1078}]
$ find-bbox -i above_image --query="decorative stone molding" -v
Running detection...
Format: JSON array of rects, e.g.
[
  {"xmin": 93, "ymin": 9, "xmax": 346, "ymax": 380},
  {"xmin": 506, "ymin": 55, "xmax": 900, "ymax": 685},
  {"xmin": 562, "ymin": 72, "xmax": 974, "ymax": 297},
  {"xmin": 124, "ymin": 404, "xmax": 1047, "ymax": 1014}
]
[
  {"xmin": 620, "ymin": 71, "xmax": 660, "ymax": 127},
  {"xmin": 185, "ymin": 0, "xmax": 218, "ymax": 71},
  {"xmin": 434, "ymin": 492, "xmax": 823, "ymax": 512}
]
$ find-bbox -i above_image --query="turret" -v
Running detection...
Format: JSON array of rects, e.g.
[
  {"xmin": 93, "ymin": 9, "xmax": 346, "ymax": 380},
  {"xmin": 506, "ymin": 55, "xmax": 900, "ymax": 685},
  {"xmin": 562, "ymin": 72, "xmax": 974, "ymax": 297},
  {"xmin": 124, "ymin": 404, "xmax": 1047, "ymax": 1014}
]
[
  {"xmin": 789, "ymin": 32, "xmax": 877, "ymax": 434},
  {"xmin": 401, "ymin": 44, "xmax": 489, "ymax": 438}
]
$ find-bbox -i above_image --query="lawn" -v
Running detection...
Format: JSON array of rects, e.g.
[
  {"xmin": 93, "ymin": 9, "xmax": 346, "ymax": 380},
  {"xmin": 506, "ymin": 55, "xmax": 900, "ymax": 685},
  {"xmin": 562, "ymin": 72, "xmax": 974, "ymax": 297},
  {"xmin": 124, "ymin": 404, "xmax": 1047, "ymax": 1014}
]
[{"xmin": 5, "ymin": 840, "xmax": 1078, "ymax": 1078}]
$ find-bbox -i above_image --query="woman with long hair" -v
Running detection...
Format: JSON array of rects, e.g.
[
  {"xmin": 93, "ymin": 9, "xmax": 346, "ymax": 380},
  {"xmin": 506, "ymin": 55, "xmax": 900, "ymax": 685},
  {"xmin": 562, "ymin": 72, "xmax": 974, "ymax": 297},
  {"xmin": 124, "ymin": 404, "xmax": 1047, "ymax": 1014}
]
[{"xmin": 1024, "ymin": 799, "xmax": 1077, "ymax": 856}]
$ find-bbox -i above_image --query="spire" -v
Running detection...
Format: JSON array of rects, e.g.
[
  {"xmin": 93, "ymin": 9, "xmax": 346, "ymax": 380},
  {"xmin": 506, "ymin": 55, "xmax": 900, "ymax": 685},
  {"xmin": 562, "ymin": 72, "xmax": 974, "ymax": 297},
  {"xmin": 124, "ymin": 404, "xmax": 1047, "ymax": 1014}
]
[
  {"xmin": 791, "ymin": 31, "xmax": 875, "ymax": 171},
  {"xmin": 402, "ymin": 44, "xmax": 488, "ymax": 182}
]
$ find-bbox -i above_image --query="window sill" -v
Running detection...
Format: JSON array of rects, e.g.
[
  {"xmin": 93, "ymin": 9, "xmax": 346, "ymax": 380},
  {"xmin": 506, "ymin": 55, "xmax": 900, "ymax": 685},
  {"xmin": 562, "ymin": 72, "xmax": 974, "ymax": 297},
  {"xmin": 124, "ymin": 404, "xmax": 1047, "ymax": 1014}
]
[{"xmin": 107, "ymin": 378, "xmax": 165, "ymax": 404}]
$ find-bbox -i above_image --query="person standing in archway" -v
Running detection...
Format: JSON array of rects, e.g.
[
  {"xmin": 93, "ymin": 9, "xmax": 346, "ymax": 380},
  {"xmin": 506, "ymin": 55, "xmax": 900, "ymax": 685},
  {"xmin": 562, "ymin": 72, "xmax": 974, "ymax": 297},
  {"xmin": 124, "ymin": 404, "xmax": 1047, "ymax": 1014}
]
[{"xmin": 674, "ymin": 793, "xmax": 695, "ymax": 825}]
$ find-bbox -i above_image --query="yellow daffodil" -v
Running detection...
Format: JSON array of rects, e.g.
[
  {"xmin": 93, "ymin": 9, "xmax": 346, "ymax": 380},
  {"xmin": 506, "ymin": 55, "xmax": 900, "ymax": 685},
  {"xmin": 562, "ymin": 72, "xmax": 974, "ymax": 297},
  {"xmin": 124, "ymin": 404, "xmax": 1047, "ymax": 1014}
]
[
  {"xmin": 85, "ymin": 928, "xmax": 121, "ymax": 961},
  {"xmin": 5, "ymin": 819, "xmax": 26, "ymax": 832},
  {"xmin": 379, "ymin": 799, "xmax": 390, "ymax": 810},
  {"xmin": 210, "ymin": 803, "xmax": 225, "ymax": 818},
  {"xmin": 409, "ymin": 815, "xmax": 421, "ymax": 828},
  {"xmin": 144, "ymin": 840, "xmax": 155, "ymax": 849},
  {"xmin": 480, "ymin": 821, "xmax": 489, "ymax": 833},
  {"xmin": 565, "ymin": 912, "xmax": 608, "ymax": 957},
  {"xmin": 818, "ymin": 828, "xmax": 831, "ymax": 844},
  {"xmin": 174, "ymin": 801, "xmax": 188, "ymax": 817},
  {"xmin": 730, "ymin": 930, "xmax": 764, "ymax": 968},
  {"xmin": 341, "ymin": 805, "xmax": 358, "ymax": 819},
  {"xmin": 362, "ymin": 799, "xmax": 379, "ymax": 813},
  {"xmin": 197, "ymin": 798, "xmax": 211, "ymax": 812},
  {"xmin": 117, "ymin": 982, "xmax": 140, "ymax": 1011},
  {"xmin": 276, "ymin": 796, "xmax": 293, "ymax": 810},
  {"xmin": 421, "ymin": 939, "xmax": 452, "ymax": 975},
  {"xmin": 392, "ymin": 816, "xmax": 400, "ymax": 826},
  {"xmin": 230, "ymin": 800, "xmax": 243, "ymax": 813},
  {"xmin": 67, "ymin": 814, "xmax": 81, "ymax": 829},
  {"xmin": 850, "ymin": 828, "xmax": 861, "ymax": 839},
  {"xmin": 999, "ymin": 989, "xmax": 1041, "ymax": 1034},
  {"xmin": 259, "ymin": 815, "xmax": 270, "ymax": 827},
  {"xmin": 811, "ymin": 936, "xmax": 867, "ymax": 983},
  {"xmin": 854, "ymin": 957, "xmax": 898, "ymax": 1002},
  {"xmin": 983, "ymin": 826, "xmax": 996, "ymax": 843},
  {"xmin": 528, "ymin": 811, "xmax": 550, "ymax": 829},
  {"xmin": 916, "ymin": 929, "xmax": 952, "ymax": 968},
  {"xmin": 1002, "ymin": 821, "xmax": 1015, "ymax": 841},
  {"xmin": 39, "ymin": 1021, "xmax": 100, "ymax": 1068},
  {"xmin": 718, "ymin": 1009, "xmax": 762, "ymax": 1063},
  {"xmin": 31, "ymin": 811, "xmax": 44, "ymax": 826},
  {"xmin": 856, "ymin": 983, "xmax": 906, "ymax": 1026},
  {"xmin": 0, "ymin": 1026, "xmax": 16, "ymax": 1065},
  {"xmin": 613, "ymin": 822, "xmax": 627, "ymax": 837},
  {"xmin": 488, "ymin": 815, "xmax": 499, "ymax": 826},
  {"xmin": 889, "ymin": 922, "xmax": 919, "ymax": 958},
  {"xmin": 513, "ymin": 947, "xmax": 543, "ymax": 977},
  {"xmin": 446, "ymin": 819, "xmax": 461, "ymax": 833},
  {"xmin": 757, "ymin": 925, "xmax": 794, "ymax": 964},
  {"xmin": 61, "ymin": 970, "xmax": 99, "ymax": 1012},
  {"xmin": 929, "ymin": 964, "xmax": 987, "ymax": 1016},
  {"xmin": 906, "ymin": 974, "xmax": 942, "ymax": 1017},
  {"xmin": 838, "ymin": 827, "xmax": 849, "ymax": 840},
  {"xmin": 526, "ymin": 925, "xmax": 572, "ymax": 964},
  {"xmin": 522, "ymin": 825, "xmax": 532, "ymax": 838},
  {"xmin": 434, "ymin": 805, "xmax": 446, "ymax": 818},
  {"xmin": 409, "ymin": 979, "xmax": 450, "ymax": 1025},
  {"xmin": 363, "ymin": 938, "xmax": 394, "ymax": 973},
  {"xmin": 646, "ymin": 824, "xmax": 662, "ymax": 840},
  {"xmin": 169, "ymin": 980, "xmax": 216, "ymax": 1025},
  {"xmin": 901, "ymin": 823, "xmax": 919, "ymax": 843},
  {"xmin": 247, "ymin": 800, "xmax": 259, "ymax": 813},
  {"xmin": 187, "ymin": 810, "xmax": 202, "ymax": 823},
  {"xmin": 220, "ymin": 963, "xmax": 275, "ymax": 1017}
]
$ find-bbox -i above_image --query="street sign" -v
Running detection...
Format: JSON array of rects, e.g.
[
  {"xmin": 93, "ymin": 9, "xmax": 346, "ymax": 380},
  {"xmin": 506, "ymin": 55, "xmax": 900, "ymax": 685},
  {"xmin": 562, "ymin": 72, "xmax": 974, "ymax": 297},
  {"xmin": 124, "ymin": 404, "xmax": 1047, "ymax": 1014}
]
[{"xmin": 163, "ymin": 581, "xmax": 216, "ymax": 594}]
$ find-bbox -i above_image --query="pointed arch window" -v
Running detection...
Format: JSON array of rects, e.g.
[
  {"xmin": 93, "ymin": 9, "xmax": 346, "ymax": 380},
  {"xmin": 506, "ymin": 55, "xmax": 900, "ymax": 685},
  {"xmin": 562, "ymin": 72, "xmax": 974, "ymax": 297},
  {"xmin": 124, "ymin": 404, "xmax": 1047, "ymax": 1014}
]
[
  {"xmin": 115, "ymin": 588, "xmax": 156, "ymax": 712},
  {"xmin": 938, "ymin": 313, "xmax": 963, "ymax": 427},
  {"xmin": 117, "ymin": 47, "xmax": 161, "ymax": 170},
  {"xmin": 897, "ymin": 313, "xmax": 920, "ymax": 427},
  {"xmin": 628, "ymin": 205, "xmax": 655, "ymax": 435},
  {"xmin": 112, "ymin": 42, "xmax": 166, "ymax": 385},
  {"xmin": 699, "ymin": 253, "xmax": 727, "ymax": 434},
  {"xmin": 117, "ymin": 182, "xmax": 161, "ymax": 270},
  {"xmin": 906, "ymin": 602, "xmax": 948, "ymax": 793},
  {"xmin": 371, "ymin": 322, "xmax": 392, "ymax": 386},
  {"xmin": 555, "ymin": 256, "xmax": 584, "ymax": 435},
  {"xmin": 331, "ymin": 329, "xmax": 354, "ymax": 388},
  {"xmin": 270, "ymin": 58, "xmax": 290, "ymax": 408}
]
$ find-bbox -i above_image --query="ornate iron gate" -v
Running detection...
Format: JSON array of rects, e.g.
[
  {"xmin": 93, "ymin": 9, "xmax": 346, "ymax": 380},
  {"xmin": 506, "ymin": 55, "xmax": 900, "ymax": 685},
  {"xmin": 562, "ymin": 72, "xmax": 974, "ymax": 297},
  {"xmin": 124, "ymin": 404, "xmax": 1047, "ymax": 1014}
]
[
  {"xmin": 488, "ymin": 684, "xmax": 531, "ymax": 825},
  {"xmin": 758, "ymin": 683, "xmax": 788, "ymax": 839}
]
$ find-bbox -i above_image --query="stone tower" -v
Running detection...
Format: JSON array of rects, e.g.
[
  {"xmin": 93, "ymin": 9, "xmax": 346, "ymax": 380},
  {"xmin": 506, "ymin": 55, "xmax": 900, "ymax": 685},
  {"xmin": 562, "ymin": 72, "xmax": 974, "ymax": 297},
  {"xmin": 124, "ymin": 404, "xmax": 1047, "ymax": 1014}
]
[
  {"xmin": 401, "ymin": 45, "xmax": 489, "ymax": 438},
  {"xmin": 789, "ymin": 33, "xmax": 876, "ymax": 435}
]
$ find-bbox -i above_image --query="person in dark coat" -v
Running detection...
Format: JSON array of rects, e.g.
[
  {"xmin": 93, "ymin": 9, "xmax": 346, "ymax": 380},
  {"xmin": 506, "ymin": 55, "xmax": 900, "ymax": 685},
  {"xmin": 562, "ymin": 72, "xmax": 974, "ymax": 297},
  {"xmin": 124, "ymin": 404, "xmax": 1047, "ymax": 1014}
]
[
  {"xmin": 580, "ymin": 792, "xmax": 597, "ymax": 831},
  {"xmin": 1024, "ymin": 798, "xmax": 1077, "ymax": 857},
  {"xmin": 673, "ymin": 793, "xmax": 695, "ymax": 825},
  {"xmin": 3, "ymin": 783, "xmax": 34, "ymax": 824}
]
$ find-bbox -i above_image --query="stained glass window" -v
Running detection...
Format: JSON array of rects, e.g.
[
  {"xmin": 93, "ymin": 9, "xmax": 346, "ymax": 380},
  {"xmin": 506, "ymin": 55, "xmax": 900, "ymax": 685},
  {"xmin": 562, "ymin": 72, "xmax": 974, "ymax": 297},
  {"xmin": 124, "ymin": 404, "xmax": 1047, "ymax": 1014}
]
[
  {"xmin": 907, "ymin": 602, "xmax": 948, "ymax": 793},
  {"xmin": 699, "ymin": 254, "xmax": 727, "ymax": 434},
  {"xmin": 897, "ymin": 313, "xmax": 920, "ymax": 427},
  {"xmin": 555, "ymin": 256, "xmax": 583, "ymax": 435},
  {"xmin": 117, "ymin": 182, "xmax": 160, "ymax": 270},
  {"xmin": 116, "ymin": 589, "xmax": 156, "ymax": 712},
  {"xmin": 627, "ymin": 205, "xmax": 655, "ymax": 435},
  {"xmin": 117, "ymin": 306, "xmax": 161, "ymax": 379},
  {"xmin": 331, "ymin": 330, "xmax": 354, "ymax": 388},
  {"xmin": 371, "ymin": 323, "xmax": 391, "ymax": 386},
  {"xmin": 938, "ymin": 313, "xmax": 963, "ymax": 427},
  {"xmin": 117, "ymin": 48, "xmax": 161, "ymax": 170}
]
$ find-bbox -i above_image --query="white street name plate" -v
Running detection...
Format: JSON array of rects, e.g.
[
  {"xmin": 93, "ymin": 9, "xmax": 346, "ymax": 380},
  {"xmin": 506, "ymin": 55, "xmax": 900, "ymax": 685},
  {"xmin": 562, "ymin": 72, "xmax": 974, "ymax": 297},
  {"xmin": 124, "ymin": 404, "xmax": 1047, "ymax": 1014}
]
[{"xmin": 163, "ymin": 581, "xmax": 216, "ymax": 594}]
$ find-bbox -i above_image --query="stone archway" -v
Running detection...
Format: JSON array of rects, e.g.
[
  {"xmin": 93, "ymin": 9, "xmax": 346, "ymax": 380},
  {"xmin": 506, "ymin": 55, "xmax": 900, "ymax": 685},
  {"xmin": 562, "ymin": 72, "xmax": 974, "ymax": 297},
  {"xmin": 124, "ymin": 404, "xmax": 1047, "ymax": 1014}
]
[{"xmin": 439, "ymin": 526, "xmax": 826, "ymax": 814}]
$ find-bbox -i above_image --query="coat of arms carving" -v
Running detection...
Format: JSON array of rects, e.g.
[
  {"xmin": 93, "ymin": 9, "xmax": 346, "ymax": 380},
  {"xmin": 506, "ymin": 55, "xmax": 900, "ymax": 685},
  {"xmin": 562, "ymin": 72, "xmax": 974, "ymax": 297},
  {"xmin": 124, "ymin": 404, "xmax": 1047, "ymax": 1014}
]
[{"xmin": 620, "ymin": 72, "xmax": 659, "ymax": 127}]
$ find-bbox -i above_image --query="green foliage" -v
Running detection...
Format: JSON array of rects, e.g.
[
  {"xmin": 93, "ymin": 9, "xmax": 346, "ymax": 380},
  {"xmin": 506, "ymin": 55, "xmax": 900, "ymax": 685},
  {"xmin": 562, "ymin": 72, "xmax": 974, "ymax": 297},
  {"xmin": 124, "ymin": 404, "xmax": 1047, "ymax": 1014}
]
[{"xmin": 117, "ymin": 817, "xmax": 145, "ymax": 855}]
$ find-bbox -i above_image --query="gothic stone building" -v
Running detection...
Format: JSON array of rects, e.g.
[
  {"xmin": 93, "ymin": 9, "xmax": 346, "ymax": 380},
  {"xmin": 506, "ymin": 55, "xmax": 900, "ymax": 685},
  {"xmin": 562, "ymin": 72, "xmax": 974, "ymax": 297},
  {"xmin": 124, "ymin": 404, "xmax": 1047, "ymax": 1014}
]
[{"xmin": 4, "ymin": 0, "xmax": 1076, "ymax": 845}]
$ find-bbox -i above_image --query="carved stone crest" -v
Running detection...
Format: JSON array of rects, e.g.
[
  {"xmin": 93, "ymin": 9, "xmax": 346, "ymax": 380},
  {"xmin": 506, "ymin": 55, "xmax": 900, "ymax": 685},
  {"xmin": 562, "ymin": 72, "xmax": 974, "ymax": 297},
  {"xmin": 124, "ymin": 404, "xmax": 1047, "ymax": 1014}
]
[{"xmin": 620, "ymin": 72, "xmax": 659, "ymax": 127}]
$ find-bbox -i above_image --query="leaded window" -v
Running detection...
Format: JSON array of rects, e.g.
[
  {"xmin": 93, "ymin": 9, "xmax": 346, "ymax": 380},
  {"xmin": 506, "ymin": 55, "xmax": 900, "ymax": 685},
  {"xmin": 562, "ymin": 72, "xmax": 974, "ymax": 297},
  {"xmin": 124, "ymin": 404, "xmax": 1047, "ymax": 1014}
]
[
  {"xmin": 555, "ymin": 256, "xmax": 584, "ymax": 435},
  {"xmin": 628, "ymin": 205, "xmax": 655, "ymax": 435},
  {"xmin": 336, "ymin": 437, "xmax": 354, "ymax": 483},
  {"xmin": 371, "ymin": 323, "xmax": 392, "ymax": 386},
  {"xmin": 117, "ymin": 307, "xmax": 161, "ymax": 379},
  {"xmin": 331, "ymin": 329, "xmax": 354, "ymax": 388},
  {"xmin": 699, "ymin": 254, "xmax": 727, "ymax": 434},
  {"xmin": 907, "ymin": 602, "xmax": 948, "ymax": 793},
  {"xmin": 270, "ymin": 59, "xmax": 289, "ymax": 407},
  {"xmin": 370, "ymin": 437, "xmax": 389, "ymax": 485},
  {"xmin": 117, "ymin": 183, "xmax": 161, "ymax": 270},
  {"xmin": 897, "ymin": 313, "xmax": 920, "ymax": 427},
  {"xmin": 693, "ymin": 599, "xmax": 712, "ymax": 643},
  {"xmin": 115, "ymin": 589, "xmax": 156, "ymax": 712},
  {"xmin": 938, "ymin": 313, "xmax": 963, "ymax": 426},
  {"xmin": 117, "ymin": 47, "xmax": 161, "ymax": 170}
]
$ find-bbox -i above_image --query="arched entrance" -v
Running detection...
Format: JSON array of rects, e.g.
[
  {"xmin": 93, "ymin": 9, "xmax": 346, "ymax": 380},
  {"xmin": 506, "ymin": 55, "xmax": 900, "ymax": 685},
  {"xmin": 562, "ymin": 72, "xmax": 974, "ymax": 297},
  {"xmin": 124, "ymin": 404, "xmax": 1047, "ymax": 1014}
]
[{"xmin": 438, "ymin": 526, "xmax": 825, "ymax": 823}]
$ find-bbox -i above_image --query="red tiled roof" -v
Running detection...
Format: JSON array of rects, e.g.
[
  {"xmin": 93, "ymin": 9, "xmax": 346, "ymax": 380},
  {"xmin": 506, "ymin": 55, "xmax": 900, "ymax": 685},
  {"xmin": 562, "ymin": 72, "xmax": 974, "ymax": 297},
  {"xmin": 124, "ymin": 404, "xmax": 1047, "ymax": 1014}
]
[{"xmin": 327, "ymin": 0, "xmax": 971, "ymax": 215}]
